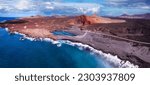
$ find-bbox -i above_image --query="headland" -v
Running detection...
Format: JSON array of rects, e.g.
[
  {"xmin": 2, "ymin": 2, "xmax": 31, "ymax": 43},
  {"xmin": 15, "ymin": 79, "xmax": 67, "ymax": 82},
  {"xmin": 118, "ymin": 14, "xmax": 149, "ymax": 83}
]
[{"xmin": 0, "ymin": 15, "xmax": 150, "ymax": 67}]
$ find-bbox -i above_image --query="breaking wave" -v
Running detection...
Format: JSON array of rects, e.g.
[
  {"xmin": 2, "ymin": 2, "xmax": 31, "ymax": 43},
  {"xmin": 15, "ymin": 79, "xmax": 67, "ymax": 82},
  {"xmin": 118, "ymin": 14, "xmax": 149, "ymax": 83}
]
[
  {"xmin": 58, "ymin": 40, "xmax": 139, "ymax": 68},
  {"xmin": 5, "ymin": 28, "xmax": 138, "ymax": 68}
]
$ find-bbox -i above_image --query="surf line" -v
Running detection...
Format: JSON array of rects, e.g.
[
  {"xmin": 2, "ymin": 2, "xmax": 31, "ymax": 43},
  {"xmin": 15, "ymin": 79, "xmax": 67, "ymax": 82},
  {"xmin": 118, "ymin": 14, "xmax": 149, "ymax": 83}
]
[{"xmin": 5, "ymin": 28, "xmax": 139, "ymax": 68}]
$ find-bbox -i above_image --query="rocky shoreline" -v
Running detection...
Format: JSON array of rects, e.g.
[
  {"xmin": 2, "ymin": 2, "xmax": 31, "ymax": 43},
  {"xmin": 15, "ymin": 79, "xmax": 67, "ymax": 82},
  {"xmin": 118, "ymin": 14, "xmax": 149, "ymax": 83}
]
[
  {"xmin": 0, "ymin": 15, "xmax": 150, "ymax": 68},
  {"xmin": 57, "ymin": 29, "xmax": 150, "ymax": 67}
]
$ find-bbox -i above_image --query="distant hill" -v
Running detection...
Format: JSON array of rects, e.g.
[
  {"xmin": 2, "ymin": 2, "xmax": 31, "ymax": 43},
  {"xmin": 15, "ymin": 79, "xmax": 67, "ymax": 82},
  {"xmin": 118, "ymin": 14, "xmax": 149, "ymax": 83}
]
[{"xmin": 119, "ymin": 13, "xmax": 150, "ymax": 19}]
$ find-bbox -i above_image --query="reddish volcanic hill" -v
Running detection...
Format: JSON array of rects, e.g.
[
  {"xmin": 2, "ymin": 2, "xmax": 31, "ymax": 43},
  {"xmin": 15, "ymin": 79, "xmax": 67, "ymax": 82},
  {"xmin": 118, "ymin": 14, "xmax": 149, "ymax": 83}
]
[{"xmin": 69, "ymin": 15, "xmax": 126, "ymax": 25}]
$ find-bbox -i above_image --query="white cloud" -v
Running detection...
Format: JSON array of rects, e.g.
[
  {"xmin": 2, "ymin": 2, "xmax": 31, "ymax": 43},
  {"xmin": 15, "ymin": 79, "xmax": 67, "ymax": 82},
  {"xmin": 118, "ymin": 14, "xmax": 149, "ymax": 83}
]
[
  {"xmin": 104, "ymin": 0, "xmax": 128, "ymax": 6},
  {"xmin": 141, "ymin": 6, "xmax": 150, "ymax": 9},
  {"xmin": 47, "ymin": 2, "xmax": 100, "ymax": 14},
  {"xmin": 15, "ymin": 0, "xmax": 33, "ymax": 10},
  {"xmin": 106, "ymin": 0, "xmax": 128, "ymax": 2},
  {"xmin": 0, "ymin": 1, "xmax": 101, "ymax": 16},
  {"xmin": 128, "ymin": 2, "xmax": 150, "ymax": 9},
  {"xmin": 0, "ymin": 0, "xmax": 34, "ymax": 11}
]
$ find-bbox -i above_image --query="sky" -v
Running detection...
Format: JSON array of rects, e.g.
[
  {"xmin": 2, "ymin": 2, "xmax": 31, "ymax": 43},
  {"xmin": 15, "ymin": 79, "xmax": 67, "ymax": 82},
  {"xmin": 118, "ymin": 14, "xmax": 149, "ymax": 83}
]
[{"xmin": 0, "ymin": 0, "xmax": 150, "ymax": 17}]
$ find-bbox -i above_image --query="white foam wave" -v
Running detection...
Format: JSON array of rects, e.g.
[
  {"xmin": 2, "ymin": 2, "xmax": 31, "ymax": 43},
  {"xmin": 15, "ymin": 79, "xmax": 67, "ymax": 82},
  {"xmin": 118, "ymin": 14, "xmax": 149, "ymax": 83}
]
[
  {"xmin": 4, "ymin": 28, "xmax": 138, "ymax": 68},
  {"xmin": 60, "ymin": 40, "xmax": 139, "ymax": 68},
  {"xmin": 5, "ymin": 28, "xmax": 9, "ymax": 31},
  {"xmin": 25, "ymin": 38, "xmax": 139, "ymax": 68},
  {"xmin": 26, "ymin": 38, "xmax": 139, "ymax": 68}
]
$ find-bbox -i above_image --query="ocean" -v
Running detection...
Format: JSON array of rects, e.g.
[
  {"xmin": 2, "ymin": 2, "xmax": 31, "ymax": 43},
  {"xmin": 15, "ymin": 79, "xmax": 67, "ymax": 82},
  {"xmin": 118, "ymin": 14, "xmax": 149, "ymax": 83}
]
[{"xmin": 0, "ymin": 17, "xmax": 136, "ymax": 68}]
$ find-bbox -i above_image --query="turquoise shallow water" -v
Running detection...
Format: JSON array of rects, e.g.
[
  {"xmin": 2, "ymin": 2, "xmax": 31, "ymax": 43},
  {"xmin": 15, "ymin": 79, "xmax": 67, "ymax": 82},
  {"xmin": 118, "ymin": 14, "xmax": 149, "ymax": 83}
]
[
  {"xmin": 0, "ymin": 17, "xmax": 113, "ymax": 68},
  {"xmin": 52, "ymin": 30, "xmax": 76, "ymax": 36}
]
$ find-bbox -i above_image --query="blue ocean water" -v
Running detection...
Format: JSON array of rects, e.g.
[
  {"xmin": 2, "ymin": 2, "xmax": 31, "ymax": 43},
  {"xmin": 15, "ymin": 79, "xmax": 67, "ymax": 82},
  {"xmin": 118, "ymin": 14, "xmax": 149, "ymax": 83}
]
[
  {"xmin": 0, "ymin": 17, "xmax": 113, "ymax": 68},
  {"xmin": 52, "ymin": 30, "xmax": 76, "ymax": 36},
  {"xmin": 0, "ymin": 17, "xmax": 17, "ymax": 22}
]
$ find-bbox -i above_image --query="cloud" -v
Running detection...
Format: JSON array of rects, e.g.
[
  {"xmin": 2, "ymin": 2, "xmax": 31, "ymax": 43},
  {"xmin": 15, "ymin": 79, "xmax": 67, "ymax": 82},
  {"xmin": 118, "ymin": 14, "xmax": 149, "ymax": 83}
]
[
  {"xmin": 106, "ymin": 0, "xmax": 128, "ymax": 2},
  {"xmin": 15, "ymin": 0, "xmax": 33, "ymax": 10},
  {"xmin": 104, "ymin": 0, "xmax": 128, "ymax": 6},
  {"xmin": 141, "ymin": 6, "xmax": 150, "ymax": 9},
  {"xmin": 0, "ymin": 0, "xmax": 100, "ymax": 17},
  {"xmin": 0, "ymin": 0, "xmax": 150, "ymax": 17},
  {"xmin": 104, "ymin": 0, "xmax": 149, "ymax": 8},
  {"xmin": 0, "ymin": 0, "xmax": 35, "ymax": 11},
  {"xmin": 129, "ymin": 2, "xmax": 150, "ymax": 9},
  {"xmin": 99, "ymin": 0, "xmax": 150, "ymax": 16},
  {"xmin": 44, "ymin": 2, "xmax": 100, "ymax": 14}
]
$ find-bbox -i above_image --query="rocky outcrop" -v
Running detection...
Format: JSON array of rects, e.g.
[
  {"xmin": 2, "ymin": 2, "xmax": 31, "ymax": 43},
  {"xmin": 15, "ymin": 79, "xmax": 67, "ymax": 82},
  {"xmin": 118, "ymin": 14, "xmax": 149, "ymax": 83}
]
[{"xmin": 67, "ymin": 15, "xmax": 125, "ymax": 26}]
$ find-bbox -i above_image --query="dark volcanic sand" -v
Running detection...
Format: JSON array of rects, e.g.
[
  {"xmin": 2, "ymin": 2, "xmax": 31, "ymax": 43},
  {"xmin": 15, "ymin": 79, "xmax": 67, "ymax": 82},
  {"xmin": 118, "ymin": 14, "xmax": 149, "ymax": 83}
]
[{"xmin": 0, "ymin": 15, "xmax": 150, "ymax": 68}]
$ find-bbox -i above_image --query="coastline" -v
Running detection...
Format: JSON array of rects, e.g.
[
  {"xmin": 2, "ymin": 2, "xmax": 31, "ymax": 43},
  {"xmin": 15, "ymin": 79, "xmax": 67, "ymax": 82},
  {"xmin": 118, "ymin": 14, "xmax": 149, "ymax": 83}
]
[
  {"xmin": 4, "ymin": 28, "xmax": 138, "ymax": 68},
  {"xmin": 1, "ymin": 15, "xmax": 150, "ymax": 68},
  {"xmin": 56, "ymin": 31, "xmax": 150, "ymax": 68}
]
